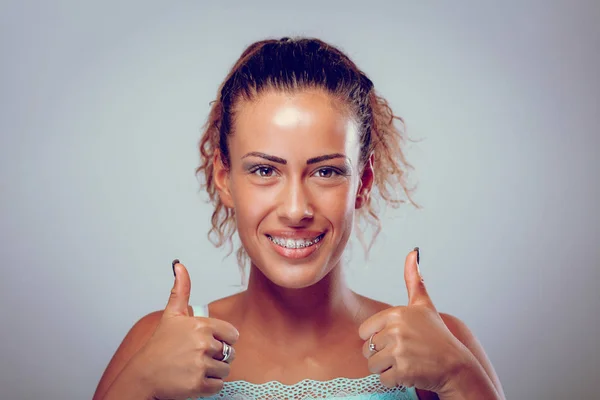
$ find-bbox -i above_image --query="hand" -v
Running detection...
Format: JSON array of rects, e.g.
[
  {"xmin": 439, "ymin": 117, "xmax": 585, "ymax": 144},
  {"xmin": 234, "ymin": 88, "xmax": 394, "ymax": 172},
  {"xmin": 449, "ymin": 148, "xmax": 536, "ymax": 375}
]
[
  {"xmin": 358, "ymin": 249, "xmax": 471, "ymax": 394},
  {"xmin": 135, "ymin": 261, "xmax": 240, "ymax": 400}
]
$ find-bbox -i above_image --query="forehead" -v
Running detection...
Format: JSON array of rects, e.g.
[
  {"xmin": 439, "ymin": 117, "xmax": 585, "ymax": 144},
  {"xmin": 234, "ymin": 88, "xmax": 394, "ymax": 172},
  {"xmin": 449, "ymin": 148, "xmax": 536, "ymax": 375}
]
[{"xmin": 230, "ymin": 89, "xmax": 360, "ymax": 161}]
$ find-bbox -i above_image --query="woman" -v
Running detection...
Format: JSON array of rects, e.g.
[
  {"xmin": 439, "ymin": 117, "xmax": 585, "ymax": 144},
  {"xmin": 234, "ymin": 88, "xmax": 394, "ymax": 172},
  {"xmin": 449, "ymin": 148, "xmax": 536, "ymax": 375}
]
[{"xmin": 93, "ymin": 37, "xmax": 506, "ymax": 400}]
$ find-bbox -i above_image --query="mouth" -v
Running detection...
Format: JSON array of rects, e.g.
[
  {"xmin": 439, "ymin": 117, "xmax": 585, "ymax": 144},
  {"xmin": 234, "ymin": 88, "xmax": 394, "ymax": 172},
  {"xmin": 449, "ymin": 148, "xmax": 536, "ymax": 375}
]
[
  {"xmin": 266, "ymin": 233, "xmax": 325, "ymax": 249},
  {"xmin": 265, "ymin": 232, "xmax": 326, "ymax": 259}
]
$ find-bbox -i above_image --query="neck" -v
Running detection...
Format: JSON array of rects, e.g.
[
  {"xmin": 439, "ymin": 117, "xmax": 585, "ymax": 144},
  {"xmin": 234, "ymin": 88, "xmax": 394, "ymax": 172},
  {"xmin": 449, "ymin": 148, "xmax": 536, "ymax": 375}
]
[{"xmin": 235, "ymin": 262, "xmax": 362, "ymax": 346}]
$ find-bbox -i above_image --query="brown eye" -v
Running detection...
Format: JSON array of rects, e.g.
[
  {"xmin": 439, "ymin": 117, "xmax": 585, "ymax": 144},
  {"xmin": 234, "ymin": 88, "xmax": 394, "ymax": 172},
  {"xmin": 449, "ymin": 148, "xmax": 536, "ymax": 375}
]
[
  {"xmin": 315, "ymin": 168, "xmax": 337, "ymax": 178},
  {"xmin": 253, "ymin": 166, "xmax": 275, "ymax": 177}
]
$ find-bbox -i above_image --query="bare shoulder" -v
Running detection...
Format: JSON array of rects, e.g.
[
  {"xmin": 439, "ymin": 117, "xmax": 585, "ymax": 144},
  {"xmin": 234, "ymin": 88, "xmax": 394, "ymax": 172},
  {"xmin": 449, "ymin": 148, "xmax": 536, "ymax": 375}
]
[
  {"xmin": 93, "ymin": 309, "xmax": 176, "ymax": 400},
  {"xmin": 202, "ymin": 291, "xmax": 245, "ymax": 321},
  {"xmin": 438, "ymin": 312, "xmax": 506, "ymax": 400},
  {"xmin": 354, "ymin": 293, "xmax": 392, "ymax": 320}
]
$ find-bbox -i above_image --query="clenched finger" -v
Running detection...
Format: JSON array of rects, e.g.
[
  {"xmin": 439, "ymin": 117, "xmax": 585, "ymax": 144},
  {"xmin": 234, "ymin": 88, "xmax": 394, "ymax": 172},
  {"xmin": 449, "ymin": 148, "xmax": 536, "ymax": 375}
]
[
  {"xmin": 361, "ymin": 331, "xmax": 391, "ymax": 359},
  {"xmin": 200, "ymin": 336, "xmax": 234, "ymax": 362},
  {"xmin": 205, "ymin": 318, "xmax": 240, "ymax": 346},
  {"xmin": 214, "ymin": 340, "xmax": 236, "ymax": 364},
  {"xmin": 204, "ymin": 356, "xmax": 231, "ymax": 380},
  {"xmin": 367, "ymin": 348, "xmax": 394, "ymax": 374}
]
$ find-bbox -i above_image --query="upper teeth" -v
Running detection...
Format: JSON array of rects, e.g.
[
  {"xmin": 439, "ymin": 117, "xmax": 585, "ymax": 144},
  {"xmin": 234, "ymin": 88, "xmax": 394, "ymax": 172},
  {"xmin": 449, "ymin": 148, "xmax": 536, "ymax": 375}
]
[{"xmin": 268, "ymin": 234, "xmax": 323, "ymax": 249}]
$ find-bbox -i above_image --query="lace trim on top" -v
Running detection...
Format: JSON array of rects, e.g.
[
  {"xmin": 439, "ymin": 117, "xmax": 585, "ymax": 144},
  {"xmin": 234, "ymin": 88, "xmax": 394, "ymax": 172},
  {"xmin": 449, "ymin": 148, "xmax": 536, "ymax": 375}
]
[
  {"xmin": 197, "ymin": 374, "xmax": 417, "ymax": 400},
  {"xmin": 191, "ymin": 305, "xmax": 418, "ymax": 399}
]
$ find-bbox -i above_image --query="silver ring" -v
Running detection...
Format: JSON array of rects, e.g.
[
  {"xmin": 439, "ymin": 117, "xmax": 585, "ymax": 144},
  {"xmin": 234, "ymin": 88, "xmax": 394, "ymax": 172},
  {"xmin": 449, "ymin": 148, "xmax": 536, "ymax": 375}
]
[
  {"xmin": 221, "ymin": 342, "xmax": 232, "ymax": 363},
  {"xmin": 368, "ymin": 333, "xmax": 377, "ymax": 352}
]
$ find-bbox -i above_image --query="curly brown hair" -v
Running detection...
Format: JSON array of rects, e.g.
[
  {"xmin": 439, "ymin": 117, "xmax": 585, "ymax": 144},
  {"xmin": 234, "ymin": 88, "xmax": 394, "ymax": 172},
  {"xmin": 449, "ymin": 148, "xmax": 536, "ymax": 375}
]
[{"xmin": 195, "ymin": 37, "xmax": 421, "ymax": 283}]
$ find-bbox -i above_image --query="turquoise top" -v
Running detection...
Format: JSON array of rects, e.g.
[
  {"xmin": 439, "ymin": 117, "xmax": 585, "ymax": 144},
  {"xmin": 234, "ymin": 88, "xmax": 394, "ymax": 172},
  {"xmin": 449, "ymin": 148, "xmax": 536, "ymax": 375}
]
[{"xmin": 191, "ymin": 305, "xmax": 420, "ymax": 400}]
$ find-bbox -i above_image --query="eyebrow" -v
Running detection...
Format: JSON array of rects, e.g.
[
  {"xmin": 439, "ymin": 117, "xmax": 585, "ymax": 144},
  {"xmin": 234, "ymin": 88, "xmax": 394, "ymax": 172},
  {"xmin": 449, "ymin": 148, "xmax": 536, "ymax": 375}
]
[
  {"xmin": 306, "ymin": 153, "xmax": 347, "ymax": 164},
  {"xmin": 241, "ymin": 152, "xmax": 348, "ymax": 165},
  {"xmin": 242, "ymin": 152, "xmax": 287, "ymax": 164}
]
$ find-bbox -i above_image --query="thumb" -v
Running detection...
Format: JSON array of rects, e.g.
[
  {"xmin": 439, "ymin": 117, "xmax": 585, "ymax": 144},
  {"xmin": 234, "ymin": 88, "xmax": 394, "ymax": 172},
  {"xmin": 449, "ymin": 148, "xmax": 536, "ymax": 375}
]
[
  {"xmin": 164, "ymin": 259, "xmax": 191, "ymax": 317},
  {"xmin": 404, "ymin": 247, "xmax": 435, "ymax": 309}
]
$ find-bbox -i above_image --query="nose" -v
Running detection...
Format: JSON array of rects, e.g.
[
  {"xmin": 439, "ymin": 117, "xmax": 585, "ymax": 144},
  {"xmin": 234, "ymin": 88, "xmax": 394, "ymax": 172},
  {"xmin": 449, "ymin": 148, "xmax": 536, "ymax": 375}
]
[{"xmin": 276, "ymin": 178, "xmax": 314, "ymax": 224}]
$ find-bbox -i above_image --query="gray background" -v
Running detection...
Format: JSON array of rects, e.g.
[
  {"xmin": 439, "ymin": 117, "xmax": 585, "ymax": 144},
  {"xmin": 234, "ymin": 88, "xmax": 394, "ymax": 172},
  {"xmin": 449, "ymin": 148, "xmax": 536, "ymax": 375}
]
[{"xmin": 1, "ymin": 1, "xmax": 599, "ymax": 399}]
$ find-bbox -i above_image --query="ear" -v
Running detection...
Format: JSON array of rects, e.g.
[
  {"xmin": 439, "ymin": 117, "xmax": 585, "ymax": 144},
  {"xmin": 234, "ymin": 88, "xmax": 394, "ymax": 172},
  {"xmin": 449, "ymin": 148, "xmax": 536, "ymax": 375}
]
[
  {"xmin": 355, "ymin": 153, "xmax": 374, "ymax": 210},
  {"xmin": 213, "ymin": 150, "xmax": 235, "ymax": 208}
]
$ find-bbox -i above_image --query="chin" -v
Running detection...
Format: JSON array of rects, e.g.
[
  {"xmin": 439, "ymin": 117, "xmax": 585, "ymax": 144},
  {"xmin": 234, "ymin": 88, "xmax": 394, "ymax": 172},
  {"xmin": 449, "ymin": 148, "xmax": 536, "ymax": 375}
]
[{"xmin": 260, "ymin": 264, "xmax": 329, "ymax": 289}]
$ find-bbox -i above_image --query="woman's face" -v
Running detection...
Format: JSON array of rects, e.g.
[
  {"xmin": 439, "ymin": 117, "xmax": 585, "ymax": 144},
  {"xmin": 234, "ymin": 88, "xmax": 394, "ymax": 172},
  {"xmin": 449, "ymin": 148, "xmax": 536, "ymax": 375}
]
[{"xmin": 215, "ymin": 89, "xmax": 371, "ymax": 289}]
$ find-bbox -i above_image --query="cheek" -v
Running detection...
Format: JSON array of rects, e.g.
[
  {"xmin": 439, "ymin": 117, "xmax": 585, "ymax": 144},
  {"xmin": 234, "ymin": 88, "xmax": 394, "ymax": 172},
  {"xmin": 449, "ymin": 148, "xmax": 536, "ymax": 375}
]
[
  {"xmin": 317, "ymin": 184, "xmax": 356, "ymax": 223},
  {"xmin": 230, "ymin": 179, "xmax": 270, "ymax": 233}
]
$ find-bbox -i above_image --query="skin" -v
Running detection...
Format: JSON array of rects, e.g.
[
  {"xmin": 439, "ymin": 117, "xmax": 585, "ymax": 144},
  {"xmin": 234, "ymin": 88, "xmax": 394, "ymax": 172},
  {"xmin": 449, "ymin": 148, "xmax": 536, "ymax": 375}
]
[
  {"xmin": 92, "ymin": 88, "xmax": 506, "ymax": 400},
  {"xmin": 210, "ymin": 89, "xmax": 505, "ymax": 398},
  {"xmin": 210, "ymin": 88, "xmax": 383, "ymax": 384}
]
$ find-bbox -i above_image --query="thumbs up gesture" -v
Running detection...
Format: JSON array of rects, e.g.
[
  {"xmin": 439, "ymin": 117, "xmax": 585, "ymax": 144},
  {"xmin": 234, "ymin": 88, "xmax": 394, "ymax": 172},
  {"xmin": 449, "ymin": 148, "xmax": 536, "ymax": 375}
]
[
  {"xmin": 358, "ymin": 249, "xmax": 473, "ymax": 395},
  {"xmin": 135, "ymin": 261, "xmax": 239, "ymax": 400}
]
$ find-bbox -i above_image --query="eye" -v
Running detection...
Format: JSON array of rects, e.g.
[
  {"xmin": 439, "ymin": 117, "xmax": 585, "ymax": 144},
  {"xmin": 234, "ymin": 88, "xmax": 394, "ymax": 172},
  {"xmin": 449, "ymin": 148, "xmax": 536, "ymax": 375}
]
[
  {"xmin": 314, "ymin": 168, "xmax": 339, "ymax": 178},
  {"xmin": 251, "ymin": 166, "xmax": 275, "ymax": 177}
]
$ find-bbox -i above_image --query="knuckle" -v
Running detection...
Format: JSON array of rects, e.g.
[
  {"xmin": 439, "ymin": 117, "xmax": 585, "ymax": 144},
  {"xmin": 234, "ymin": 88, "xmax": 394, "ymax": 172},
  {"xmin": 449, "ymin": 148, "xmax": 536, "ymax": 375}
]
[
  {"xmin": 194, "ymin": 319, "xmax": 210, "ymax": 331},
  {"xmin": 387, "ymin": 325, "xmax": 403, "ymax": 338},
  {"xmin": 193, "ymin": 355, "xmax": 207, "ymax": 371},
  {"xmin": 196, "ymin": 339, "xmax": 211, "ymax": 352},
  {"xmin": 390, "ymin": 344, "xmax": 405, "ymax": 360},
  {"xmin": 395, "ymin": 357, "xmax": 408, "ymax": 372},
  {"xmin": 207, "ymin": 339, "xmax": 221, "ymax": 354},
  {"xmin": 390, "ymin": 307, "xmax": 404, "ymax": 318},
  {"xmin": 390, "ymin": 325, "xmax": 413, "ymax": 342},
  {"xmin": 389, "ymin": 308, "xmax": 404, "ymax": 320}
]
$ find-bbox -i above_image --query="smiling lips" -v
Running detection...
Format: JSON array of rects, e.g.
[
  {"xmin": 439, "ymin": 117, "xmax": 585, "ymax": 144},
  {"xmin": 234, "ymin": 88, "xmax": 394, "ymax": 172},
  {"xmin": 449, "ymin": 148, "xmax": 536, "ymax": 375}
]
[
  {"xmin": 267, "ymin": 234, "xmax": 323, "ymax": 249},
  {"xmin": 265, "ymin": 230, "xmax": 326, "ymax": 259}
]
